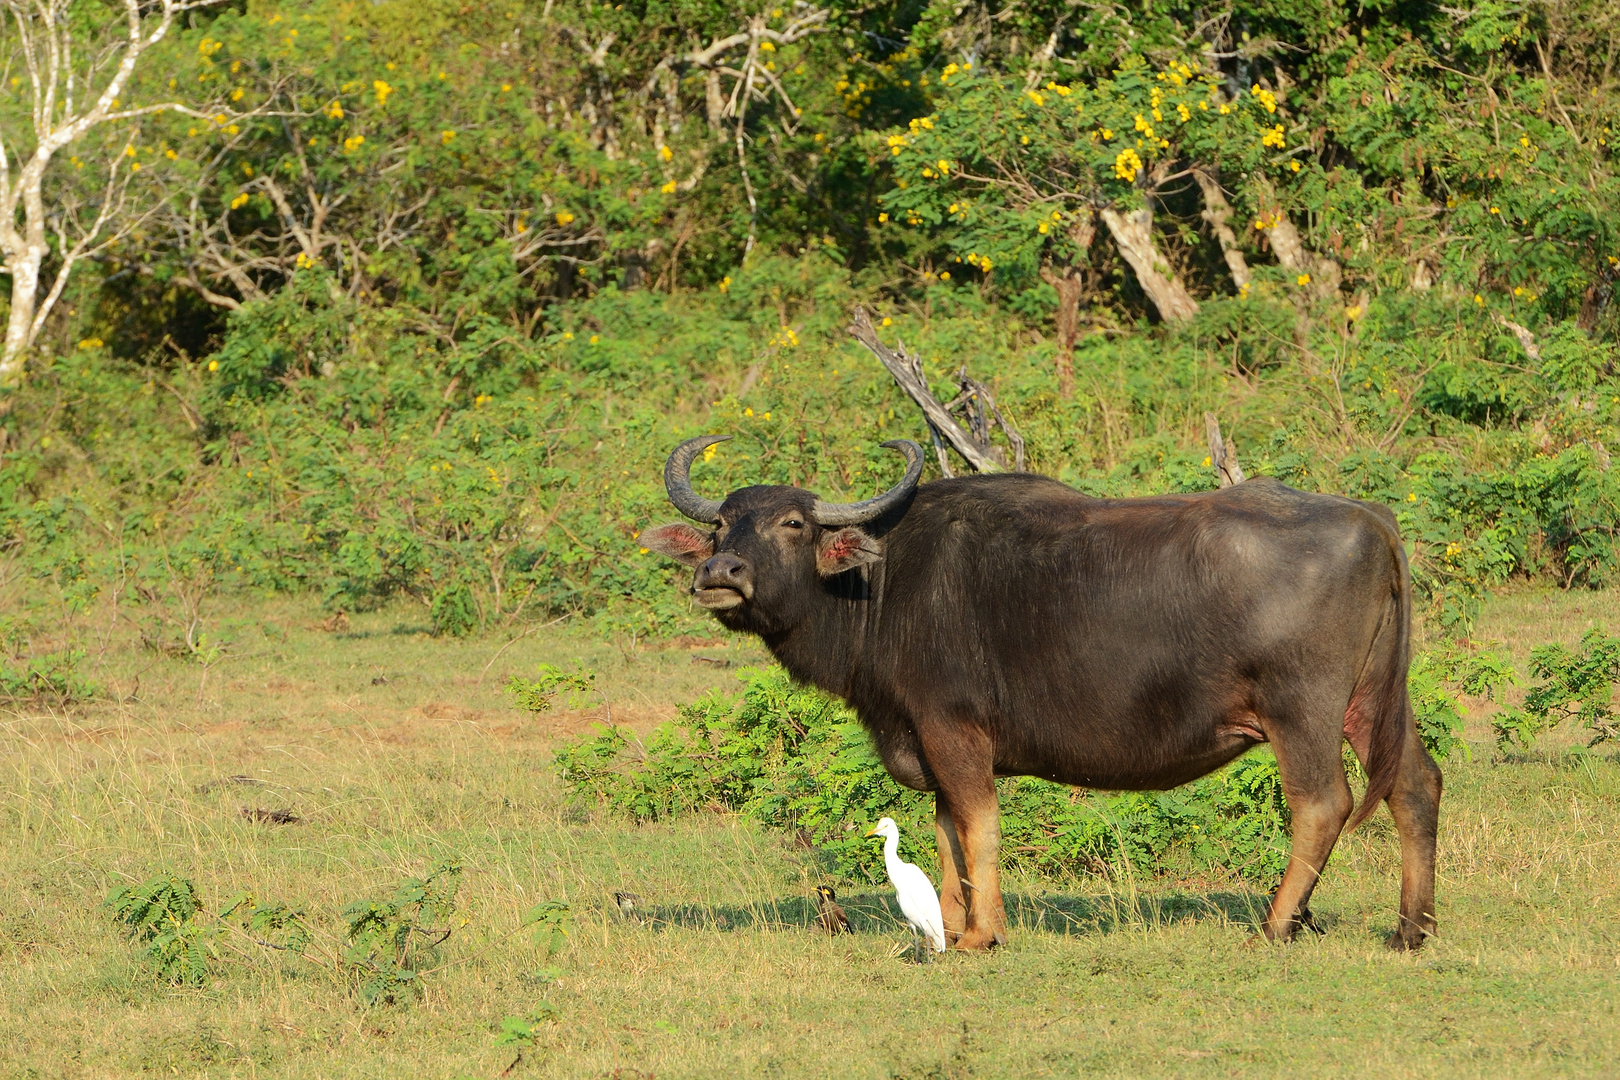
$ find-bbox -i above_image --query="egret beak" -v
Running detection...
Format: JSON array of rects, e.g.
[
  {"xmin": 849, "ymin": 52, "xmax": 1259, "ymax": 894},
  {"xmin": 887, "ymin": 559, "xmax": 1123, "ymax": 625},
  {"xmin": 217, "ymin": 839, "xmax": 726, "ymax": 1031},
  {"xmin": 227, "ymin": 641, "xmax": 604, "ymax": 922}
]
[{"xmin": 863, "ymin": 824, "xmax": 879, "ymax": 837}]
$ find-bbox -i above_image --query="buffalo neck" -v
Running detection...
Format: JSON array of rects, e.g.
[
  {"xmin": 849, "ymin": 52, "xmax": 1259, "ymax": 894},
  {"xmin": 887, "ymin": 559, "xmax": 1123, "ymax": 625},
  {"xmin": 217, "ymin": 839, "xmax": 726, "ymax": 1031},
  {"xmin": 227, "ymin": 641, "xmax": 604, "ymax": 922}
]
[{"xmin": 759, "ymin": 560, "xmax": 884, "ymax": 699}]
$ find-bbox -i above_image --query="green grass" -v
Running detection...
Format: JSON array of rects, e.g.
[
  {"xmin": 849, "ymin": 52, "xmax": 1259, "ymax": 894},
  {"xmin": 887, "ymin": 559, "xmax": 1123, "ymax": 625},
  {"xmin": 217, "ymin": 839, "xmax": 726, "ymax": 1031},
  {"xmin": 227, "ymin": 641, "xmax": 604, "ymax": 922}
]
[{"xmin": 1, "ymin": 590, "xmax": 1617, "ymax": 1078}]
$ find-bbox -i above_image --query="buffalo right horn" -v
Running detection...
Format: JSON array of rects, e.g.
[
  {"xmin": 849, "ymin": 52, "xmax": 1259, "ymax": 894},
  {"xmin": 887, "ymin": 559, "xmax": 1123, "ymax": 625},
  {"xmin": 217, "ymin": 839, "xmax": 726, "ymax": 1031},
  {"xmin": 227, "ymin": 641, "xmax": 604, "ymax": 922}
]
[
  {"xmin": 663, "ymin": 435, "xmax": 730, "ymax": 523},
  {"xmin": 813, "ymin": 439, "xmax": 924, "ymax": 526}
]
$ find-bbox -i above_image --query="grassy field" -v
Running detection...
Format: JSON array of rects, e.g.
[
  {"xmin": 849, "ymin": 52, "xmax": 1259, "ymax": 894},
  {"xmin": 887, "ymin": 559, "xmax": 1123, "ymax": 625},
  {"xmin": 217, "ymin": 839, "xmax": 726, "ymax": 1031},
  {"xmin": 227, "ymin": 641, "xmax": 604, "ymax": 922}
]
[{"xmin": 1, "ymin": 589, "xmax": 1617, "ymax": 1079}]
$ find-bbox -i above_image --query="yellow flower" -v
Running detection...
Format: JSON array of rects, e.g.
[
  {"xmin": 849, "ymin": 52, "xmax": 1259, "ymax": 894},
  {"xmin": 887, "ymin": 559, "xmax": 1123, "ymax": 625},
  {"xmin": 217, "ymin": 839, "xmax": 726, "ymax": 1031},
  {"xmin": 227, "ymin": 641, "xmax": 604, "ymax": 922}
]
[
  {"xmin": 936, "ymin": 159, "xmax": 950, "ymax": 174},
  {"xmin": 877, "ymin": 212, "xmax": 888, "ymax": 223},
  {"xmin": 763, "ymin": 412, "xmax": 771, "ymax": 420},
  {"xmin": 1474, "ymin": 294, "xmax": 1484, "ymax": 305},
  {"xmin": 939, "ymin": 271, "xmax": 950, "ymax": 280},
  {"xmin": 343, "ymin": 134, "xmax": 365, "ymax": 153},
  {"xmin": 563, "ymin": 332, "xmax": 574, "ymax": 340},
  {"xmin": 1297, "ymin": 273, "xmax": 1311, "ymax": 286},
  {"xmin": 373, "ymin": 80, "xmax": 393, "ymax": 106},
  {"xmin": 441, "ymin": 129, "xmax": 455, "ymax": 144},
  {"xmin": 659, "ymin": 145, "xmax": 673, "ymax": 161},
  {"xmin": 1038, "ymin": 223, "xmax": 1048, "ymax": 234},
  {"xmin": 745, "ymin": 407, "xmax": 754, "ymax": 417},
  {"xmin": 881, "ymin": 317, "xmax": 892, "ymax": 326},
  {"xmin": 1202, "ymin": 456, "xmax": 1212, "ymax": 466},
  {"xmin": 230, "ymin": 192, "xmax": 250, "ymax": 210},
  {"xmin": 1112, "ymin": 147, "xmax": 1143, "ymax": 182},
  {"xmin": 589, "ymin": 335, "xmax": 600, "ymax": 344},
  {"xmin": 501, "ymin": 83, "xmax": 512, "ymax": 93},
  {"xmin": 555, "ymin": 211, "xmax": 575, "ymax": 226},
  {"xmin": 660, "ymin": 181, "xmax": 677, "ymax": 194},
  {"xmin": 719, "ymin": 276, "xmax": 731, "ymax": 292},
  {"xmin": 165, "ymin": 149, "xmax": 177, "ymax": 160},
  {"xmin": 208, "ymin": 360, "xmax": 220, "ymax": 371},
  {"xmin": 1289, "ymin": 160, "xmax": 1301, "ymax": 172},
  {"xmin": 1346, "ymin": 305, "xmax": 1362, "ymax": 321},
  {"xmin": 1261, "ymin": 125, "xmax": 1286, "ymax": 149},
  {"xmin": 1408, "ymin": 492, "xmax": 1418, "ymax": 502}
]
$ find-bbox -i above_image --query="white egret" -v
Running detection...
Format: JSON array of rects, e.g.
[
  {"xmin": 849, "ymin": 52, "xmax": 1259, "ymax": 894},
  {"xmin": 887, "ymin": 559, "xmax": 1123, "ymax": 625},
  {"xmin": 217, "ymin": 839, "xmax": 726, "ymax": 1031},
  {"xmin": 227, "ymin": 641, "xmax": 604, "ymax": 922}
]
[{"xmin": 865, "ymin": 817, "xmax": 946, "ymax": 960}]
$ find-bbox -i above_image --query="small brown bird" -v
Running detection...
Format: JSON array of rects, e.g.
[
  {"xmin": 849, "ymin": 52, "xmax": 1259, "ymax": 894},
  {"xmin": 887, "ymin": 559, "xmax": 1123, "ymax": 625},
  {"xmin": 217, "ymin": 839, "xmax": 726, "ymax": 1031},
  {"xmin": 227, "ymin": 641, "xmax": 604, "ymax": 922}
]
[
  {"xmin": 814, "ymin": 885, "xmax": 851, "ymax": 935},
  {"xmin": 613, "ymin": 891, "xmax": 644, "ymax": 923}
]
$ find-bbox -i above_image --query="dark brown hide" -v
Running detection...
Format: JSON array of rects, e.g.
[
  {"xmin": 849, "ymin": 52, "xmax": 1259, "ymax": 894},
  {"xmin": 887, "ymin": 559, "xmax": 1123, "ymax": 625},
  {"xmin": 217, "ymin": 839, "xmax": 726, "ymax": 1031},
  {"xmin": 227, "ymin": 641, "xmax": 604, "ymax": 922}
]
[{"xmin": 644, "ymin": 470, "xmax": 1441, "ymax": 952}]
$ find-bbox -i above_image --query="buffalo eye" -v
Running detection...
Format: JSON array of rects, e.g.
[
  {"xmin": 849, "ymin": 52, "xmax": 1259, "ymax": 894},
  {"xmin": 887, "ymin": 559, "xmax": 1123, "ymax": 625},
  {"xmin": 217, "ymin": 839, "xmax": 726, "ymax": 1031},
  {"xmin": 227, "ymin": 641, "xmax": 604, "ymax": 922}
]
[{"xmin": 780, "ymin": 517, "xmax": 804, "ymax": 530}]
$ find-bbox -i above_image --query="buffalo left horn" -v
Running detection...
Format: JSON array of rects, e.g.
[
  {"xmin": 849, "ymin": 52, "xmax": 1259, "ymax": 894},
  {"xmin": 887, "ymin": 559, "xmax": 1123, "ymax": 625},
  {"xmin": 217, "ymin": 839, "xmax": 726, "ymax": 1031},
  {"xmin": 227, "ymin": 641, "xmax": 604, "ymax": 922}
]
[
  {"xmin": 813, "ymin": 439, "xmax": 925, "ymax": 526},
  {"xmin": 663, "ymin": 435, "xmax": 730, "ymax": 523}
]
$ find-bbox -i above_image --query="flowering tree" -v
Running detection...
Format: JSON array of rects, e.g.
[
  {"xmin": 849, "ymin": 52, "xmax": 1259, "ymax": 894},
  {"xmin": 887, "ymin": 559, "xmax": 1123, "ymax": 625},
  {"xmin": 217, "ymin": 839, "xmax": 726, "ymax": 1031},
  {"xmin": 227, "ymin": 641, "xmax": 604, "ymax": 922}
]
[{"xmin": 0, "ymin": 0, "xmax": 227, "ymax": 384}]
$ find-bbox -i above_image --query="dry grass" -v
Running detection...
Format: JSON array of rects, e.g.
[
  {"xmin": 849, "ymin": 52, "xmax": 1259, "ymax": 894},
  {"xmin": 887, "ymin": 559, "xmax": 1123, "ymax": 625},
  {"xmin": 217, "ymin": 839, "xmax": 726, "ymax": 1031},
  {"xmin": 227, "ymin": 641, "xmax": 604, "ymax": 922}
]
[{"xmin": 1, "ymin": 590, "xmax": 1617, "ymax": 1078}]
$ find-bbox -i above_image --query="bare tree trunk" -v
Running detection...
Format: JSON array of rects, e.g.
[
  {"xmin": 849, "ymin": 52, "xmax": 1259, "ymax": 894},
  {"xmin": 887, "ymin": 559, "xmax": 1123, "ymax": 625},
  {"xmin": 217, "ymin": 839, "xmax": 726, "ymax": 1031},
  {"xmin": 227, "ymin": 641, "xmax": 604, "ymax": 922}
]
[
  {"xmin": 1099, "ymin": 206, "xmax": 1198, "ymax": 322},
  {"xmin": 848, "ymin": 306, "xmax": 1005, "ymax": 473},
  {"xmin": 1192, "ymin": 169, "xmax": 1251, "ymax": 293},
  {"xmin": 1039, "ymin": 266, "xmax": 1082, "ymax": 396},
  {"xmin": 0, "ymin": 0, "xmax": 228, "ymax": 385},
  {"xmin": 1259, "ymin": 202, "xmax": 1341, "ymax": 299},
  {"xmin": 1204, "ymin": 412, "xmax": 1246, "ymax": 488}
]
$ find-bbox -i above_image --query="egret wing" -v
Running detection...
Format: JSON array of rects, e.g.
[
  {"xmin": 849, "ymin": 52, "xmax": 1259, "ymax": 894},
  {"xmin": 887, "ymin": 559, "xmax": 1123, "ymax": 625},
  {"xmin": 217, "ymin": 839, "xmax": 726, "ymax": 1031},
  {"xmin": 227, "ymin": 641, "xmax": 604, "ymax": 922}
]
[{"xmin": 893, "ymin": 861, "xmax": 946, "ymax": 952}]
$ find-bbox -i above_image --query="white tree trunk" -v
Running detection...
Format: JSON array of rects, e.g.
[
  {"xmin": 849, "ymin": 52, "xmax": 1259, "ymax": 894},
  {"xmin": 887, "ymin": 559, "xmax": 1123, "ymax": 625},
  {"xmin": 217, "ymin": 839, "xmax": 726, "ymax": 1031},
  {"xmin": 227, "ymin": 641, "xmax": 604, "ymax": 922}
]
[
  {"xmin": 1192, "ymin": 169, "xmax": 1251, "ymax": 293},
  {"xmin": 1100, "ymin": 206, "xmax": 1199, "ymax": 322}
]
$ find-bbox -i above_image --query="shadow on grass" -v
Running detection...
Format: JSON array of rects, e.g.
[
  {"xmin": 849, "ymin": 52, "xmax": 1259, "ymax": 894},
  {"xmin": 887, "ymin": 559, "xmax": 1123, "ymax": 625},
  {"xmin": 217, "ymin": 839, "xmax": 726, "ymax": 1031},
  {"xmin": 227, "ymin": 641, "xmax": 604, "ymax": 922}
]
[{"xmin": 644, "ymin": 887, "xmax": 1271, "ymax": 938}]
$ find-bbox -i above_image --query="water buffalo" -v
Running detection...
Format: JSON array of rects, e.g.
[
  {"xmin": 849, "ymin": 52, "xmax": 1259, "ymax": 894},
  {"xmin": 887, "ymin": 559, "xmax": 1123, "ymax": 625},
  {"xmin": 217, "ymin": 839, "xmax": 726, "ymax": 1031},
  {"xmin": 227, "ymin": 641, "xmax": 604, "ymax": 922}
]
[{"xmin": 642, "ymin": 436, "xmax": 1441, "ymax": 951}]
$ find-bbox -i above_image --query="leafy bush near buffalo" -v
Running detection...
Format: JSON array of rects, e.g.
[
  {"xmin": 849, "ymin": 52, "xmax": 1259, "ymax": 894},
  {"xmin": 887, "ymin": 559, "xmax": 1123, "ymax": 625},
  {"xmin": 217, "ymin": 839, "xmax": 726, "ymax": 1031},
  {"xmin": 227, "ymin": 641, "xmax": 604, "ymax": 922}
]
[
  {"xmin": 549, "ymin": 665, "xmax": 1296, "ymax": 883},
  {"xmin": 1408, "ymin": 648, "xmax": 1519, "ymax": 762},
  {"xmin": 548, "ymin": 652, "xmax": 1530, "ymax": 885},
  {"xmin": 1492, "ymin": 630, "xmax": 1620, "ymax": 750}
]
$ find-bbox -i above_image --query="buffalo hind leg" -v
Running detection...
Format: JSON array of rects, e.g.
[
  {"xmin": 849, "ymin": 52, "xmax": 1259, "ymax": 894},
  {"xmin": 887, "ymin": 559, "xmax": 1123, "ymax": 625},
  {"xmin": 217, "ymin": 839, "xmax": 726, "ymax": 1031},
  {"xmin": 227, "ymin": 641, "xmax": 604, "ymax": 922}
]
[
  {"xmin": 919, "ymin": 726, "xmax": 1005, "ymax": 950},
  {"xmin": 1261, "ymin": 719, "xmax": 1354, "ymax": 943},
  {"xmin": 1383, "ymin": 726, "xmax": 1442, "ymax": 950}
]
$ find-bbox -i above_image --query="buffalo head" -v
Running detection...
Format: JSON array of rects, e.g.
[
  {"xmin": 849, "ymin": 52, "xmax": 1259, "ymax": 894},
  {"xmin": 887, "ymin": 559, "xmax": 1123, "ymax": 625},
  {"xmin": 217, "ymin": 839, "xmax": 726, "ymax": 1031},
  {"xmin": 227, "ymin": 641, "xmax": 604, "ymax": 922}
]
[{"xmin": 641, "ymin": 436, "xmax": 923, "ymax": 632}]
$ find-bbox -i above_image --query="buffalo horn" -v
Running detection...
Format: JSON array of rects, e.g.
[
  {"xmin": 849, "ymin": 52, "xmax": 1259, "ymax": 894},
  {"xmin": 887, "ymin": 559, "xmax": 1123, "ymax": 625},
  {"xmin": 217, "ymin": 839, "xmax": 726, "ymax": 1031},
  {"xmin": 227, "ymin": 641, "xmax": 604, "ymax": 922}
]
[
  {"xmin": 663, "ymin": 435, "xmax": 730, "ymax": 523},
  {"xmin": 813, "ymin": 440, "xmax": 925, "ymax": 526}
]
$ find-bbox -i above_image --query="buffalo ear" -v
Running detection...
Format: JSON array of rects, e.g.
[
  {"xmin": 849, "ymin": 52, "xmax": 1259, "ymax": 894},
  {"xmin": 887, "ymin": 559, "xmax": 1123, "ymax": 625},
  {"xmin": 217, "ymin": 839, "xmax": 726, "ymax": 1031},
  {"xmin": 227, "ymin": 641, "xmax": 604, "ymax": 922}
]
[
  {"xmin": 816, "ymin": 527, "xmax": 881, "ymax": 577},
  {"xmin": 641, "ymin": 523, "xmax": 714, "ymax": 568}
]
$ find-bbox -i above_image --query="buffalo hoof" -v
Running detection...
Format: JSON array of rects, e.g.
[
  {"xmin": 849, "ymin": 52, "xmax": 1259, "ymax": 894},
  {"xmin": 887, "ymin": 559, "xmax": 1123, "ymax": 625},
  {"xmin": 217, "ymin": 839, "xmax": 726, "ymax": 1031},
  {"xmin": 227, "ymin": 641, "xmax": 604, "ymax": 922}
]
[
  {"xmin": 1385, "ymin": 927, "xmax": 1432, "ymax": 952},
  {"xmin": 953, "ymin": 928, "xmax": 1004, "ymax": 952}
]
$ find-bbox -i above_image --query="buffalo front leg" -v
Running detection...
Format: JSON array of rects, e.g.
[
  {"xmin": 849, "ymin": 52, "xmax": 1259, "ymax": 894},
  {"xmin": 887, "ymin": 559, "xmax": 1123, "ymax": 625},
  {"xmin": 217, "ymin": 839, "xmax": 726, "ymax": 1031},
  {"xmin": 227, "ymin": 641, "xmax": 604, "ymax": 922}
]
[
  {"xmin": 1384, "ymin": 726, "xmax": 1443, "ymax": 950},
  {"xmin": 919, "ymin": 726, "xmax": 1005, "ymax": 950},
  {"xmin": 934, "ymin": 800, "xmax": 967, "ymax": 946}
]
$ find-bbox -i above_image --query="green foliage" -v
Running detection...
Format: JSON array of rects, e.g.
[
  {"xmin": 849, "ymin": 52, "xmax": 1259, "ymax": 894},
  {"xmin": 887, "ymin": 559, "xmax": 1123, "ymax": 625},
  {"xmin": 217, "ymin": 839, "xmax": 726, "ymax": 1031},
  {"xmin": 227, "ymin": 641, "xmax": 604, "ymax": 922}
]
[
  {"xmin": 1409, "ymin": 648, "xmax": 1519, "ymax": 761},
  {"xmin": 509, "ymin": 664, "xmax": 601, "ymax": 715},
  {"xmin": 522, "ymin": 901, "xmax": 572, "ymax": 960},
  {"xmin": 554, "ymin": 666, "xmax": 1294, "ymax": 884},
  {"xmin": 341, "ymin": 862, "xmax": 463, "ymax": 1005},
  {"xmin": 494, "ymin": 1002, "xmax": 561, "ymax": 1049},
  {"xmin": 105, "ymin": 874, "xmax": 219, "ymax": 987},
  {"xmin": 1495, "ymin": 630, "xmax": 1620, "ymax": 750},
  {"xmin": 0, "ymin": 647, "xmax": 97, "ymax": 703}
]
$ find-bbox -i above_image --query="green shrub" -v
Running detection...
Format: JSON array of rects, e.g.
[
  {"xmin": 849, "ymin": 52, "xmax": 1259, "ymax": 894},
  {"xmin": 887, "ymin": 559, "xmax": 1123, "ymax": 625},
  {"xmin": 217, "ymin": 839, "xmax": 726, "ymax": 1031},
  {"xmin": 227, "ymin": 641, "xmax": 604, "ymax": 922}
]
[
  {"xmin": 550, "ymin": 666, "xmax": 1295, "ymax": 884},
  {"xmin": 1494, "ymin": 630, "xmax": 1620, "ymax": 750},
  {"xmin": 106, "ymin": 874, "xmax": 219, "ymax": 987}
]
